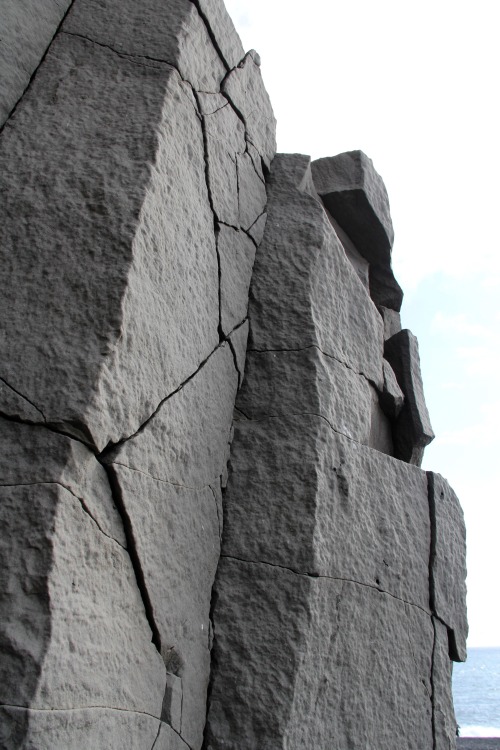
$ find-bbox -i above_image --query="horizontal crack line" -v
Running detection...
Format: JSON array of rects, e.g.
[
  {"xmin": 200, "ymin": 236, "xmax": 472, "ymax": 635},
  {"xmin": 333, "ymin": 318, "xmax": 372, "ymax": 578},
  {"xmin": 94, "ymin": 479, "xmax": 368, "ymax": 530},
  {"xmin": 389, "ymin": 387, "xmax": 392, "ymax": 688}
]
[
  {"xmin": 107, "ymin": 461, "xmax": 217, "ymax": 494},
  {"xmin": 220, "ymin": 555, "xmax": 431, "ymax": 615},
  {"xmin": 0, "ymin": 481, "xmax": 126, "ymax": 550}
]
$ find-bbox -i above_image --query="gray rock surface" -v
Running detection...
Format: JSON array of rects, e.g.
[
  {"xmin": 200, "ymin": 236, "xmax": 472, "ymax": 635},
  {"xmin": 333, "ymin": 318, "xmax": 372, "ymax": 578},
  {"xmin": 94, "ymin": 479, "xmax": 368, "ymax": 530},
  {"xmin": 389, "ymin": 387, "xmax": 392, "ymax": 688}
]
[
  {"xmin": 379, "ymin": 358, "xmax": 405, "ymax": 419},
  {"xmin": 385, "ymin": 329, "xmax": 435, "ymax": 465},
  {"xmin": 0, "ymin": 706, "xmax": 166, "ymax": 750},
  {"xmin": 222, "ymin": 51, "xmax": 276, "ymax": 168},
  {"xmin": 63, "ymin": 0, "xmax": 226, "ymax": 92},
  {"xmin": 222, "ymin": 414, "xmax": 431, "ymax": 610},
  {"xmin": 218, "ymin": 226, "xmax": 256, "ymax": 335},
  {"xmin": 237, "ymin": 151, "xmax": 268, "ymax": 231},
  {"xmin": 370, "ymin": 261, "xmax": 404, "ymax": 310},
  {"xmin": 380, "ymin": 305, "xmax": 402, "ymax": 340},
  {"xmin": 0, "ymin": 0, "xmax": 71, "ymax": 127},
  {"xmin": 433, "ymin": 618, "xmax": 459, "ymax": 749},
  {"xmin": 249, "ymin": 154, "xmax": 384, "ymax": 388},
  {"xmin": 429, "ymin": 472, "xmax": 468, "ymax": 662},
  {"xmin": 247, "ymin": 211, "xmax": 267, "ymax": 245},
  {"xmin": 311, "ymin": 150, "xmax": 394, "ymax": 265},
  {"xmin": 194, "ymin": 0, "xmax": 245, "ymax": 70},
  {"xmin": 0, "ymin": 35, "xmax": 219, "ymax": 451},
  {"xmin": 206, "ymin": 557, "xmax": 434, "ymax": 750}
]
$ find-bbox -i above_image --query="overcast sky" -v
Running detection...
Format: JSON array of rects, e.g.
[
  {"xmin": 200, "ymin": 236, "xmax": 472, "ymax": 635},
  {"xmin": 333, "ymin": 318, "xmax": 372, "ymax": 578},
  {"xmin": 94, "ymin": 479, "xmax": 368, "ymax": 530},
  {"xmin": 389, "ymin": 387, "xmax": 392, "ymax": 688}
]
[{"xmin": 225, "ymin": 0, "xmax": 499, "ymax": 648}]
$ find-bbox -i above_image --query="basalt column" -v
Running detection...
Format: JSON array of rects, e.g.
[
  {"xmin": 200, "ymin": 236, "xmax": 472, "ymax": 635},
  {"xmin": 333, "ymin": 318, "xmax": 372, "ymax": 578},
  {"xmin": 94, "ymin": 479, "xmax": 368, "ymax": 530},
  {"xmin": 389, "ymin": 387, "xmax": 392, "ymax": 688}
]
[
  {"xmin": 0, "ymin": 1, "xmax": 275, "ymax": 748},
  {"xmin": 205, "ymin": 152, "xmax": 467, "ymax": 749}
]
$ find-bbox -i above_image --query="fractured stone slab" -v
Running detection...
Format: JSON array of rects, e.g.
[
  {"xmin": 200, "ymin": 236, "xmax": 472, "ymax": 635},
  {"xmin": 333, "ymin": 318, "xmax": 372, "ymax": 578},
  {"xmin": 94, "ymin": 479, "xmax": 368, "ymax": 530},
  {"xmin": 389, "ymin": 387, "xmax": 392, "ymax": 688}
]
[
  {"xmin": 222, "ymin": 50, "xmax": 277, "ymax": 168},
  {"xmin": 249, "ymin": 154, "xmax": 384, "ymax": 388},
  {"xmin": 63, "ymin": 0, "xmax": 226, "ymax": 92},
  {"xmin": 105, "ymin": 464, "xmax": 219, "ymax": 749},
  {"xmin": 219, "ymin": 226, "xmax": 256, "ymax": 335},
  {"xmin": 429, "ymin": 472, "xmax": 468, "ymax": 662},
  {"xmin": 237, "ymin": 151, "xmax": 267, "ymax": 231},
  {"xmin": 222, "ymin": 414, "xmax": 431, "ymax": 610},
  {"xmin": 0, "ymin": 0, "xmax": 71, "ymax": 127},
  {"xmin": 379, "ymin": 358, "xmax": 405, "ymax": 420},
  {"xmin": 195, "ymin": 0, "xmax": 245, "ymax": 71},
  {"xmin": 385, "ymin": 329, "xmax": 435, "ymax": 465},
  {"xmin": 206, "ymin": 558, "xmax": 434, "ymax": 750},
  {"xmin": 432, "ymin": 618, "xmax": 459, "ymax": 749},
  {"xmin": 0, "ymin": 34, "xmax": 219, "ymax": 451}
]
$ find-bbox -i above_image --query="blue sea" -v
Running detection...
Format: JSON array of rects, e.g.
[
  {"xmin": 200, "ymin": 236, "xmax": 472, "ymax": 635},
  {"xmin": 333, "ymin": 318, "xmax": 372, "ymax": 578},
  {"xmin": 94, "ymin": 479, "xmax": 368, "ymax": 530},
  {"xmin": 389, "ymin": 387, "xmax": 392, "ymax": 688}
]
[{"xmin": 453, "ymin": 647, "xmax": 500, "ymax": 737}]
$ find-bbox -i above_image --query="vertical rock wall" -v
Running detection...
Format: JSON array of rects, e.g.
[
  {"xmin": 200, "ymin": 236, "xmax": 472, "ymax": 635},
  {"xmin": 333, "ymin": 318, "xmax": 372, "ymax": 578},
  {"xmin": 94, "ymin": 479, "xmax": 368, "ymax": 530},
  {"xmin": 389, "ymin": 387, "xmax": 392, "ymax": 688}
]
[
  {"xmin": 0, "ymin": 2, "xmax": 466, "ymax": 750},
  {"xmin": 0, "ymin": 1, "xmax": 275, "ymax": 747}
]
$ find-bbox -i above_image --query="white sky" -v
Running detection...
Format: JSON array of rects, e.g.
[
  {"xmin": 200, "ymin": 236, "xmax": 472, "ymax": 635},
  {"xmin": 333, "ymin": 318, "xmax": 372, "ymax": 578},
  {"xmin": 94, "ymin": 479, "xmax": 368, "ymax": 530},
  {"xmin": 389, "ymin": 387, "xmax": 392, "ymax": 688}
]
[{"xmin": 225, "ymin": 0, "xmax": 500, "ymax": 648}]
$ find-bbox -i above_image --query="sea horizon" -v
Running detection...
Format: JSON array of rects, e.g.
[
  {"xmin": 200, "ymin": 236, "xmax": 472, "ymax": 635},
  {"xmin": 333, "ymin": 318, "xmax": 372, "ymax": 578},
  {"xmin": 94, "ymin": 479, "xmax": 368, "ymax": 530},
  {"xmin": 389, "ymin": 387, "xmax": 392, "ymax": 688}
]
[{"xmin": 453, "ymin": 646, "xmax": 500, "ymax": 737}]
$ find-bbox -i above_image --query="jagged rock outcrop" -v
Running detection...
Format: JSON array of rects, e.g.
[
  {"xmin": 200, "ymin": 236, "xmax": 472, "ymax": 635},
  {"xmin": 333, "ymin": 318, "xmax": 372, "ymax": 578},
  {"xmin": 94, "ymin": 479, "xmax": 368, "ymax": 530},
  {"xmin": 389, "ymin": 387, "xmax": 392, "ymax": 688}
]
[{"xmin": 0, "ymin": 2, "xmax": 466, "ymax": 749}]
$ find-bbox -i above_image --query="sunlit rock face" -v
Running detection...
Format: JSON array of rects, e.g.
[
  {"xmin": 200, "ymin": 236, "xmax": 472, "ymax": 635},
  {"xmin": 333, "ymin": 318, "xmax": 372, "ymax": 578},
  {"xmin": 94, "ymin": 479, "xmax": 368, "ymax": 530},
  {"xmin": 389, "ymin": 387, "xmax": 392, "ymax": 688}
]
[{"xmin": 0, "ymin": 1, "xmax": 465, "ymax": 749}]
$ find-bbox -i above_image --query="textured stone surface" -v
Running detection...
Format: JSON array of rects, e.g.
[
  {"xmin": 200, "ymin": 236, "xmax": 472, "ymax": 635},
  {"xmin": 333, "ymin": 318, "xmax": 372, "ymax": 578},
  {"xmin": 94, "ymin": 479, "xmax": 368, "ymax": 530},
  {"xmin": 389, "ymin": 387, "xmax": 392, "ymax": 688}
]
[
  {"xmin": 63, "ymin": 0, "xmax": 226, "ymax": 92},
  {"xmin": 380, "ymin": 305, "xmax": 402, "ymax": 340},
  {"xmin": 0, "ymin": 0, "xmax": 71, "ymax": 127},
  {"xmin": 433, "ymin": 619, "xmax": 459, "ymax": 749},
  {"xmin": 0, "ymin": 34, "xmax": 219, "ymax": 451},
  {"xmin": 0, "ymin": 706, "xmax": 165, "ymax": 750},
  {"xmin": 222, "ymin": 51, "xmax": 276, "ymax": 168},
  {"xmin": 218, "ymin": 226, "xmax": 256, "ymax": 335},
  {"xmin": 326, "ymin": 211, "xmax": 370, "ymax": 291},
  {"xmin": 229, "ymin": 320, "xmax": 249, "ymax": 388},
  {"xmin": 247, "ymin": 210, "xmax": 267, "ymax": 245},
  {"xmin": 0, "ymin": 482, "xmax": 165, "ymax": 714},
  {"xmin": 430, "ymin": 472, "xmax": 468, "ymax": 662},
  {"xmin": 222, "ymin": 414, "xmax": 431, "ymax": 609},
  {"xmin": 195, "ymin": 0, "xmax": 245, "ymax": 70},
  {"xmin": 206, "ymin": 558, "xmax": 434, "ymax": 750},
  {"xmin": 379, "ymin": 358, "xmax": 405, "ymax": 419},
  {"xmin": 106, "ymin": 465, "xmax": 218, "ymax": 749},
  {"xmin": 204, "ymin": 100, "xmax": 246, "ymax": 225},
  {"xmin": 237, "ymin": 151, "xmax": 267, "ymax": 231},
  {"xmin": 236, "ymin": 347, "xmax": 375, "ymax": 444},
  {"xmin": 370, "ymin": 261, "xmax": 404, "ymax": 310},
  {"xmin": 385, "ymin": 329, "xmax": 435, "ymax": 465},
  {"xmin": 106, "ymin": 344, "xmax": 237, "ymax": 489},
  {"xmin": 249, "ymin": 154, "xmax": 384, "ymax": 388},
  {"xmin": 311, "ymin": 150, "xmax": 394, "ymax": 265}
]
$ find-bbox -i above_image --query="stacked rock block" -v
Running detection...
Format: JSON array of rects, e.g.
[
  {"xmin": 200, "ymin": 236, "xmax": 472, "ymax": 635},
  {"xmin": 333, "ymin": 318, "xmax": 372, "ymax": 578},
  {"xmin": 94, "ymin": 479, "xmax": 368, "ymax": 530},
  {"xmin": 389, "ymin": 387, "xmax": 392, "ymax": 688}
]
[
  {"xmin": 0, "ymin": 1, "xmax": 275, "ymax": 748},
  {"xmin": 205, "ymin": 153, "xmax": 467, "ymax": 749}
]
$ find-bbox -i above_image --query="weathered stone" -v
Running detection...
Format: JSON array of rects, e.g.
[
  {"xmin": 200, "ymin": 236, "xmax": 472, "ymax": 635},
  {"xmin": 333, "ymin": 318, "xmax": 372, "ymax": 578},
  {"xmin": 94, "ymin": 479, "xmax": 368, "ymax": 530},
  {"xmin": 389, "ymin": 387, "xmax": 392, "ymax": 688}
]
[
  {"xmin": 63, "ymin": 0, "xmax": 226, "ymax": 92},
  {"xmin": 385, "ymin": 329, "xmax": 435, "ymax": 465},
  {"xmin": 247, "ymin": 211, "xmax": 267, "ymax": 245},
  {"xmin": 237, "ymin": 152, "xmax": 267, "ymax": 231},
  {"xmin": 379, "ymin": 358, "xmax": 405, "ymax": 420},
  {"xmin": 105, "ymin": 465, "xmax": 219, "ymax": 749},
  {"xmin": 106, "ymin": 344, "xmax": 237, "ymax": 489},
  {"xmin": 229, "ymin": 320, "xmax": 249, "ymax": 387},
  {"xmin": 0, "ymin": 35, "xmax": 219, "ymax": 451},
  {"xmin": 222, "ymin": 51, "xmax": 277, "ymax": 168},
  {"xmin": 326, "ymin": 211, "xmax": 370, "ymax": 291},
  {"xmin": 249, "ymin": 154, "xmax": 384, "ymax": 388},
  {"xmin": 0, "ymin": 379, "xmax": 44, "ymax": 423},
  {"xmin": 207, "ymin": 558, "xmax": 434, "ymax": 750},
  {"xmin": 0, "ymin": 706, "xmax": 163, "ymax": 750},
  {"xmin": 370, "ymin": 262, "xmax": 404, "ymax": 310},
  {"xmin": 195, "ymin": 0, "xmax": 245, "ymax": 70},
  {"xmin": 380, "ymin": 305, "xmax": 402, "ymax": 340},
  {"xmin": 237, "ymin": 347, "xmax": 374, "ymax": 444},
  {"xmin": 162, "ymin": 674, "xmax": 183, "ymax": 734},
  {"xmin": 429, "ymin": 472, "xmax": 468, "ymax": 662},
  {"xmin": 246, "ymin": 140, "xmax": 265, "ymax": 182},
  {"xmin": 0, "ymin": 0, "xmax": 71, "ymax": 127},
  {"xmin": 432, "ymin": 619, "xmax": 459, "ymax": 749},
  {"xmin": 196, "ymin": 91, "xmax": 228, "ymax": 115},
  {"xmin": 204, "ymin": 102, "xmax": 246, "ymax": 225},
  {"xmin": 368, "ymin": 386, "xmax": 395, "ymax": 455},
  {"xmin": 0, "ymin": 418, "xmax": 126, "ymax": 546},
  {"xmin": 222, "ymin": 414, "xmax": 430, "ymax": 609},
  {"xmin": 219, "ymin": 226, "xmax": 256, "ymax": 335},
  {"xmin": 0, "ymin": 482, "xmax": 165, "ymax": 715},
  {"xmin": 311, "ymin": 150, "xmax": 394, "ymax": 266}
]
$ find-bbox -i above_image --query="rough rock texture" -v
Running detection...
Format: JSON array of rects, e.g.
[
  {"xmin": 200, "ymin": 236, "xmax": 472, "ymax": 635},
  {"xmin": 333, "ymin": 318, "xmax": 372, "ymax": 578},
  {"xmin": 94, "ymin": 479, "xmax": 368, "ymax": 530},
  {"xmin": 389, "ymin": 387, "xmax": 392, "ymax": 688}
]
[
  {"xmin": 207, "ymin": 151, "xmax": 467, "ymax": 750},
  {"xmin": 385, "ymin": 329, "xmax": 436, "ymax": 465},
  {"xmin": 1, "ymin": 1, "xmax": 466, "ymax": 748}
]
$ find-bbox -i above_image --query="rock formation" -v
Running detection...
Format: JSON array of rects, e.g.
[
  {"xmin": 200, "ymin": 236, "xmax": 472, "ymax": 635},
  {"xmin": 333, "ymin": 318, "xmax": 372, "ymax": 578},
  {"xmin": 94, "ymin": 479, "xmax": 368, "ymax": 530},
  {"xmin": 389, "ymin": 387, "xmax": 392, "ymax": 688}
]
[{"xmin": 0, "ymin": 1, "xmax": 467, "ymax": 749}]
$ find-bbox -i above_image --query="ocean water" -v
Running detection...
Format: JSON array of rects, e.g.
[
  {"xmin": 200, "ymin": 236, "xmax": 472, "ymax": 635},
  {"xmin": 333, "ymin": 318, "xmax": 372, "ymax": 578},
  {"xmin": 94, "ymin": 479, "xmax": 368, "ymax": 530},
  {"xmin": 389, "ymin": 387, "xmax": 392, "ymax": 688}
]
[{"xmin": 453, "ymin": 647, "xmax": 500, "ymax": 737}]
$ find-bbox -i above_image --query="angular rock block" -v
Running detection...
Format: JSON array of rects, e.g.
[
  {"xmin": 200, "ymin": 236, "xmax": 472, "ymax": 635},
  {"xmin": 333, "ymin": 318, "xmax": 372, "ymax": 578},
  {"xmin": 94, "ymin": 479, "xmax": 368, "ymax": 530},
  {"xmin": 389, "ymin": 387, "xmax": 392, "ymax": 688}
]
[
  {"xmin": 249, "ymin": 154, "xmax": 384, "ymax": 388},
  {"xmin": 380, "ymin": 305, "xmax": 402, "ymax": 340},
  {"xmin": 222, "ymin": 50, "xmax": 277, "ymax": 168},
  {"xmin": 218, "ymin": 226, "xmax": 256, "ymax": 335},
  {"xmin": 429, "ymin": 472, "xmax": 468, "ymax": 662},
  {"xmin": 206, "ymin": 558, "xmax": 434, "ymax": 750},
  {"xmin": 0, "ymin": 0, "xmax": 71, "ymax": 126},
  {"xmin": 370, "ymin": 261, "xmax": 404, "ymax": 311},
  {"xmin": 311, "ymin": 150, "xmax": 394, "ymax": 266},
  {"xmin": 63, "ymin": 0, "xmax": 226, "ymax": 92},
  {"xmin": 222, "ymin": 414, "xmax": 431, "ymax": 610},
  {"xmin": 385, "ymin": 329, "xmax": 435, "ymax": 465},
  {"xmin": 0, "ymin": 32, "xmax": 219, "ymax": 452},
  {"xmin": 432, "ymin": 619, "xmax": 459, "ymax": 749},
  {"xmin": 195, "ymin": 0, "xmax": 245, "ymax": 70},
  {"xmin": 379, "ymin": 358, "xmax": 405, "ymax": 420},
  {"xmin": 237, "ymin": 151, "xmax": 267, "ymax": 231},
  {"xmin": 228, "ymin": 320, "xmax": 249, "ymax": 387}
]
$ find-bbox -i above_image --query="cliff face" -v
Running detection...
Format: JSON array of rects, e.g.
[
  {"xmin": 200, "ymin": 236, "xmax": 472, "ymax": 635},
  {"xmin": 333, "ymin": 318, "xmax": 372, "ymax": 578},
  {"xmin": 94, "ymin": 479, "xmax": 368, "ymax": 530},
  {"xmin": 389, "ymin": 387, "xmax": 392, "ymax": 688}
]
[{"xmin": 0, "ymin": 1, "xmax": 466, "ymax": 749}]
